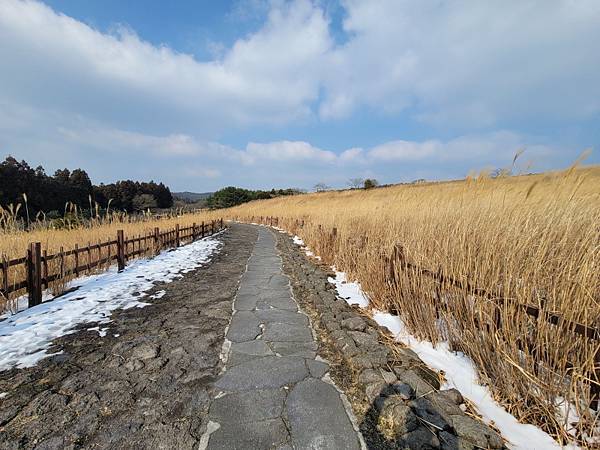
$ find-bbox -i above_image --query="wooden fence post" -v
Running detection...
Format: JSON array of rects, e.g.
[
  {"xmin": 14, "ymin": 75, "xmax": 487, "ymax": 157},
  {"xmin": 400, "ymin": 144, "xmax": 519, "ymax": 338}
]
[
  {"xmin": 117, "ymin": 230, "xmax": 125, "ymax": 271},
  {"xmin": 42, "ymin": 250, "xmax": 48, "ymax": 289},
  {"xmin": 192, "ymin": 222, "xmax": 197, "ymax": 241},
  {"xmin": 74, "ymin": 244, "xmax": 79, "ymax": 276},
  {"xmin": 87, "ymin": 242, "xmax": 91, "ymax": 271},
  {"xmin": 201, "ymin": 221, "xmax": 205, "ymax": 238},
  {"xmin": 175, "ymin": 224, "xmax": 180, "ymax": 247},
  {"xmin": 154, "ymin": 227, "xmax": 160, "ymax": 253},
  {"xmin": 211, "ymin": 220, "xmax": 215, "ymax": 235},
  {"xmin": 592, "ymin": 348, "xmax": 600, "ymax": 411},
  {"xmin": 1, "ymin": 254, "xmax": 8, "ymax": 299},
  {"xmin": 59, "ymin": 247, "xmax": 65, "ymax": 280},
  {"xmin": 220, "ymin": 218, "xmax": 223, "ymax": 229},
  {"xmin": 28, "ymin": 242, "xmax": 42, "ymax": 307}
]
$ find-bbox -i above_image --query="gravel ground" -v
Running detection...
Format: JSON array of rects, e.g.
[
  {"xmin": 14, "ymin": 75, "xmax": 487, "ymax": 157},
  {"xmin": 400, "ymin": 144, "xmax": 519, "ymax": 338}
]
[{"xmin": 0, "ymin": 224, "xmax": 256, "ymax": 450}]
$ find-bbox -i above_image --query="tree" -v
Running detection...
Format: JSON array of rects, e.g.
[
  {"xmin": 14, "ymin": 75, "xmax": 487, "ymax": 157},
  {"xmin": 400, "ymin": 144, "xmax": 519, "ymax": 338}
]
[
  {"xmin": 53, "ymin": 168, "xmax": 71, "ymax": 184},
  {"xmin": 313, "ymin": 182, "xmax": 330, "ymax": 192},
  {"xmin": 69, "ymin": 169, "xmax": 92, "ymax": 190},
  {"xmin": 205, "ymin": 186, "xmax": 302, "ymax": 209},
  {"xmin": 206, "ymin": 187, "xmax": 254, "ymax": 209},
  {"xmin": 132, "ymin": 193, "xmax": 158, "ymax": 211},
  {"xmin": 363, "ymin": 178, "xmax": 379, "ymax": 189},
  {"xmin": 347, "ymin": 178, "xmax": 364, "ymax": 189},
  {"xmin": 0, "ymin": 156, "xmax": 175, "ymax": 217}
]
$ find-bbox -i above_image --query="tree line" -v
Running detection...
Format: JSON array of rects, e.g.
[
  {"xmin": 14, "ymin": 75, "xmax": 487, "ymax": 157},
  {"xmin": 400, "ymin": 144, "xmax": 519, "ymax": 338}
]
[
  {"xmin": 206, "ymin": 186, "xmax": 301, "ymax": 209},
  {"xmin": 0, "ymin": 156, "xmax": 173, "ymax": 218}
]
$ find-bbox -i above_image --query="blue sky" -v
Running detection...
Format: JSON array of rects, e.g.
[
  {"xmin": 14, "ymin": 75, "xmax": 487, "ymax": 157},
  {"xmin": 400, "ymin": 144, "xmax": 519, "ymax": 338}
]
[{"xmin": 0, "ymin": 0, "xmax": 599, "ymax": 191}]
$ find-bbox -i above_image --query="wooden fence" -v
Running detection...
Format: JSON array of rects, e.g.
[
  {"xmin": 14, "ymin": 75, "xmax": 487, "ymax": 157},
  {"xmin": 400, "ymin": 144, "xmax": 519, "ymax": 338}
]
[
  {"xmin": 248, "ymin": 215, "xmax": 599, "ymax": 411},
  {"xmin": 0, "ymin": 219, "xmax": 224, "ymax": 309}
]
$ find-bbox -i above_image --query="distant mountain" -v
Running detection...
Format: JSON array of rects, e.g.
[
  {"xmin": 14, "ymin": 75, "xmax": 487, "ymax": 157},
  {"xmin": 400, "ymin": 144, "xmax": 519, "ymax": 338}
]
[{"xmin": 172, "ymin": 191, "xmax": 213, "ymax": 203}]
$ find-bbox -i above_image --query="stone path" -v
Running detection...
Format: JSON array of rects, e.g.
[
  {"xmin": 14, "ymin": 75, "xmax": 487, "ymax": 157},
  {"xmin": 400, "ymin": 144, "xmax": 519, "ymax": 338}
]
[{"xmin": 203, "ymin": 226, "xmax": 362, "ymax": 450}]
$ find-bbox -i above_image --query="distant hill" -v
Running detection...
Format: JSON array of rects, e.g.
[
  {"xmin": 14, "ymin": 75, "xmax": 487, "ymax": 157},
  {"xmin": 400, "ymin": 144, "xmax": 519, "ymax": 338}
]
[{"xmin": 172, "ymin": 191, "xmax": 213, "ymax": 203}]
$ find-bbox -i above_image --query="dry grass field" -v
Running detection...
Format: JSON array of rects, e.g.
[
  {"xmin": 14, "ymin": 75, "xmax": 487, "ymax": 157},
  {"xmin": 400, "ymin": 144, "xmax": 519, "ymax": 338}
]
[
  {"xmin": 0, "ymin": 210, "xmax": 223, "ymax": 312},
  {"xmin": 0, "ymin": 212, "xmax": 223, "ymax": 260},
  {"xmin": 224, "ymin": 165, "xmax": 600, "ymax": 444}
]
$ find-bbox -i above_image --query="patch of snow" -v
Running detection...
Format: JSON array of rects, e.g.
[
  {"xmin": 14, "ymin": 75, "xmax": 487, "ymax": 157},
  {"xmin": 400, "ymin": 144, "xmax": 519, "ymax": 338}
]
[
  {"xmin": 0, "ymin": 392, "xmax": 7, "ymax": 399},
  {"xmin": 86, "ymin": 326, "xmax": 108, "ymax": 337},
  {"xmin": 113, "ymin": 334, "xmax": 120, "ymax": 338},
  {"xmin": 0, "ymin": 236, "xmax": 221, "ymax": 371},
  {"xmin": 329, "ymin": 268, "xmax": 563, "ymax": 450},
  {"xmin": 291, "ymin": 235, "xmax": 323, "ymax": 261},
  {"xmin": 328, "ymin": 271, "xmax": 369, "ymax": 308},
  {"xmin": 1, "ymin": 273, "xmax": 102, "ymax": 320},
  {"xmin": 150, "ymin": 290, "xmax": 166, "ymax": 299}
]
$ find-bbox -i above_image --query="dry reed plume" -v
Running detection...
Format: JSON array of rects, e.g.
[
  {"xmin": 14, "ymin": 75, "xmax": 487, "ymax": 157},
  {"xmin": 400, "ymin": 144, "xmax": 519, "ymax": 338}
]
[{"xmin": 225, "ymin": 166, "xmax": 600, "ymax": 446}]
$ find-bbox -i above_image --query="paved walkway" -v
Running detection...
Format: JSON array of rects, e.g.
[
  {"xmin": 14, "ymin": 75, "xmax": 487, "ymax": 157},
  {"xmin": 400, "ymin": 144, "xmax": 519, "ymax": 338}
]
[{"xmin": 203, "ymin": 226, "xmax": 362, "ymax": 450}]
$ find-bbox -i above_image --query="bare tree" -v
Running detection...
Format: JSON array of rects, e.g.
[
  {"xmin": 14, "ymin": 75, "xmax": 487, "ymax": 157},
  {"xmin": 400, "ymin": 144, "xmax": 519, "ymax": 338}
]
[
  {"xmin": 347, "ymin": 178, "xmax": 364, "ymax": 189},
  {"xmin": 313, "ymin": 182, "xmax": 330, "ymax": 192}
]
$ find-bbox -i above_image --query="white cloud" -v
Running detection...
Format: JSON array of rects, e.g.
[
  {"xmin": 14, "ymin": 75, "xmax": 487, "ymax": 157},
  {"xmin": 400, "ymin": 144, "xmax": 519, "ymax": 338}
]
[
  {"xmin": 182, "ymin": 167, "xmax": 221, "ymax": 179},
  {"xmin": 0, "ymin": 0, "xmax": 330, "ymax": 131},
  {"xmin": 0, "ymin": 0, "xmax": 596, "ymax": 191},
  {"xmin": 364, "ymin": 131, "xmax": 549, "ymax": 163},
  {"xmin": 3, "ymin": 0, "xmax": 597, "ymax": 132},
  {"xmin": 368, "ymin": 140, "xmax": 439, "ymax": 161},
  {"xmin": 245, "ymin": 141, "xmax": 337, "ymax": 164},
  {"xmin": 321, "ymin": 0, "xmax": 600, "ymax": 125},
  {"xmin": 46, "ymin": 122, "xmax": 561, "ymax": 189},
  {"xmin": 58, "ymin": 127, "xmax": 205, "ymax": 156}
]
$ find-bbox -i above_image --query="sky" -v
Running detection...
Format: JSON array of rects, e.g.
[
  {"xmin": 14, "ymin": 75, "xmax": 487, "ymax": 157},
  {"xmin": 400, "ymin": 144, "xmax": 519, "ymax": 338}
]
[{"xmin": 0, "ymin": 0, "xmax": 599, "ymax": 192}]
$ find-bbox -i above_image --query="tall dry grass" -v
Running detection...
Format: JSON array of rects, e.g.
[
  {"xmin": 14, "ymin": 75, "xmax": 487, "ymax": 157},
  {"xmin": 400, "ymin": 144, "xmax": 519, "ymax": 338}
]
[{"xmin": 225, "ymin": 166, "xmax": 600, "ymax": 445}]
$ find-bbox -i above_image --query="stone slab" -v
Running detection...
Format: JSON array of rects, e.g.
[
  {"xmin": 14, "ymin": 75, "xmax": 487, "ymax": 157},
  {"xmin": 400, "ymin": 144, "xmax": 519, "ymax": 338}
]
[
  {"xmin": 210, "ymin": 389, "xmax": 286, "ymax": 423},
  {"xmin": 269, "ymin": 341, "xmax": 318, "ymax": 358},
  {"xmin": 254, "ymin": 309, "xmax": 309, "ymax": 326},
  {"xmin": 207, "ymin": 418, "xmax": 289, "ymax": 450},
  {"xmin": 215, "ymin": 355, "xmax": 309, "ymax": 391},
  {"xmin": 226, "ymin": 311, "xmax": 261, "ymax": 343},
  {"xmin": 286, "ymin": 378, "xmax": 360, "ymax": 450},
  {"xmin": 263, "ymin": 322, "xmax": 314, "ymax": 343}
]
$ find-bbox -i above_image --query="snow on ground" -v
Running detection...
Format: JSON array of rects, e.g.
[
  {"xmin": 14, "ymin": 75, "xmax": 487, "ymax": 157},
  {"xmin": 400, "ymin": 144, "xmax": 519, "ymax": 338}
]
[
  {"xmin": 328, "ymin": 271, "xmax": 369, "ymax": 308},
  {"xmin": 0, "ymin": 235, "xmax": 222, "ymax": 371},
  {"xmin": 86, "ymin": 326, "xmax": 109, "ymax": 337},
  {"xmin": 292, "ymin": 235, "xmax": 321, "ymax": 261},
  {"xmin": 150, "ymin": 290, "xmax": 166, "ymax": 300},
  {"xmin": 289, "ymin": 235, "xmax": 564, "ymax": 450}
]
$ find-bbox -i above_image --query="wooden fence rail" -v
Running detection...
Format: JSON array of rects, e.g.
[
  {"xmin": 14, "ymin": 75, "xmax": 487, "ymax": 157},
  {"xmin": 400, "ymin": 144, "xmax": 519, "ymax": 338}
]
[
  {"xmin": 248, "ymin": 215, "xmax": 599, "ymax": 411},
  {"xmin": 0, "ymin": 218, "xmax": 224, "ymax": 309}
]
